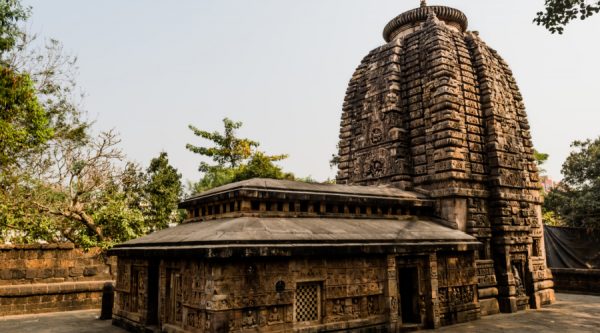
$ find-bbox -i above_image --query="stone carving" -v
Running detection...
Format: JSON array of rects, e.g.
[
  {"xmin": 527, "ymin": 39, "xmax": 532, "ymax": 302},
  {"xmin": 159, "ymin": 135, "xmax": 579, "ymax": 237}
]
[
  {"xmin": 116, "ymin": 261, "xmax": 131, "ymax": 292},
  {"xmin": 367, "ymin": 295, "xmax": 381, "ymax": 315},
  {"xmin": 242, "ymin": 309, "xmax": 257, "ymax": 328},
  {"xmin": 186, "ymin": 310, "xmax": 197, "ymax": 328},
  {"xmin": 370, "ymin": 127, "xmax": 384, "ymax": 144},
  {"xmin": 512, "ymin": 264, "xmax": 527, "ymax": 297},
  {"xmin": 336, "ymin": 0, "xmax": 554, "ymax": 316},
  {"xmin": 367, "ymin": 159, "xmax": 385, "ymax": 178},
  {"xmin": 137, "ymin": 269, "xmax": 145, "ymax": 311},
  {"xmin": 390, "ymin": 296, "xmax": 398, "ymax": 314},
  {"xmin": 351, "ymin": 297, "xmax": 361, "ymax": 318},
  {"xmin": 205, "ymin": 313, "xmax": 211, "ymax": 330},
  {"xmin": 332, "ymin": 299, "xmax": 344, "ymax": 316},
  {"xmin": 268, "ymin": 306, "xmax": 283, "ymax": 324},
  {"xmin": 439, "ymin": 286, "xmax": 475, "ymax": 307}
]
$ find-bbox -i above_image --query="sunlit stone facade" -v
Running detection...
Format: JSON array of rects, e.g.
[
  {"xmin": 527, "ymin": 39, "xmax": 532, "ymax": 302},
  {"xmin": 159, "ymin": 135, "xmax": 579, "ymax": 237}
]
[{"xmin": 110, "ymin": 3, "xmax": 554, "ymax": 332}]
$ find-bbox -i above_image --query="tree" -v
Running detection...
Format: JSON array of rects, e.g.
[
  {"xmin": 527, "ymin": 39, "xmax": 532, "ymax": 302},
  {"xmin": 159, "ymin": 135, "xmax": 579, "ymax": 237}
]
[
  {"xmin": 0, "ymin": 0, "xmax": 28, "ymax": 59},
  {"xmin": 2, "ymin": 133, "xmax": 185, "ymax": 248},
  {"xmin": 0, "ymin": 0, "xmax": 183, "ymax": 248},
  {"xmin": 534, "ymin": 149, "xmax": 549, "ymax": 175},
  {"xmin": 187, "ymin": 118, "xmax": 293, "ymax": 193},
  {"xmin": 23, "ymin": 130, "xmax": 143, "ymax": 248},
  {"xmin": 0, "ymin": 66, "xmax": 52, "ymax": 167},
  {"xmin": 144, "ymin": 152, "xmax": 183, "ymax": 231},
  {"xmin": 0, "ymin": 0, "xmax": 54, "ymax": 169},
  {"xmin": 191, "ymin": 165, "xmax": 237, "ymax": 193},
  {"xmin": 534, "ymin": 0, "xmax": 600, "ymax": 34},
  {"xmin": 186, "ymin": 118, "xmax": 258, "ymax": 172},
  {"xmin": 233, "ymin": 152, "xmax": 294, "ymax": 182},
  {"xmin": 543, "ymin": 136, "xmax": 600, "ymax": 228}
]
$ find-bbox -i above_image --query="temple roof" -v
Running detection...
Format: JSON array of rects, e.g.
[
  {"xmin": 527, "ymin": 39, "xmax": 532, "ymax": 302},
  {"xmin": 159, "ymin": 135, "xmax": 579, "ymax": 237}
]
[
  {"xmin": 109, "ymin": 215, "xmax": 477, "ymax": 257},
  {"xmin": 183, "ymin": 178, "xmax": 428, "ymax": 202},
  {"xmin": 180, "ymin": 178, "xmax": 432, "ymax": 209},
  {"xmin": 382, "ymin": 5, "xmax": 468, "ymax": 42}
]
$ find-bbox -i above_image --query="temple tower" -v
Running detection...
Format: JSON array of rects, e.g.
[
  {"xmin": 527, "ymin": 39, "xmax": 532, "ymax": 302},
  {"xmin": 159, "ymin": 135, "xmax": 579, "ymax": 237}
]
[{"xmin": 336, "ymin": 3, "xmax": 555, "ymax": 313}]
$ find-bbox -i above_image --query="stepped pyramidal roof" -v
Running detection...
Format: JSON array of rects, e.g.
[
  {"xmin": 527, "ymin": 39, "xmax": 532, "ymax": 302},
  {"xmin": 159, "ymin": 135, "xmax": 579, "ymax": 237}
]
[
  {"xmin": 336, "ymin": 0, "xmax": 554, "ymax": 313},
  {"xmin": 337, "ymin": 2, "xmax": 540, "ymax": 207}
]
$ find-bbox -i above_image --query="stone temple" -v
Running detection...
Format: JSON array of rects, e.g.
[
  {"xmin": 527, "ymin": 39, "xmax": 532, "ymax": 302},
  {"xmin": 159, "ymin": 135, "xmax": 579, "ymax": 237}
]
[{"xmin": 109, "ymin": 3, "xmax": 554, "ymax": 332}]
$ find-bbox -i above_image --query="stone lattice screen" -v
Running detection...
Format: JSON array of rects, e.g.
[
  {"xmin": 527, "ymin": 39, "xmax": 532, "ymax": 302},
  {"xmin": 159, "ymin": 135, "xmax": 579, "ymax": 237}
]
[{"xmin": 0, "ymin": 243, "xmax": 115, "ymax": 316}]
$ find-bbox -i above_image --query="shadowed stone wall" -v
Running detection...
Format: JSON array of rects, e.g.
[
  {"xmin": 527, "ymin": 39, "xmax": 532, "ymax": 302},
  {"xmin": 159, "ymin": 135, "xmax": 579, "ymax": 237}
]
[
  {"xmin": 551, "ymin": 269, "xmax": 600, "ymax": 295},
  {"xmin": 0, "ymin": 243, "xmax": 114, "ymax": 316},
  {"xmin": 114, "ymin": 251, "xmax": 478, "ymax": 332}
]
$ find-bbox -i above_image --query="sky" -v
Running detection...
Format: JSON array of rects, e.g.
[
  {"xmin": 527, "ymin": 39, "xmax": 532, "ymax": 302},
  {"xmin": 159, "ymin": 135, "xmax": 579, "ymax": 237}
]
[{"xmin": 23, "ymin": 0, "xmax": 600, "ymax": 184}]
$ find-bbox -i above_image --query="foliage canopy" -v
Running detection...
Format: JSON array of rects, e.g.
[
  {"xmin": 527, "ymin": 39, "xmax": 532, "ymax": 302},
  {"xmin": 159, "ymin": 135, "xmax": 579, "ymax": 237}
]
[
  {"xmin": 544, "ymin": 136, "xmax": 600, "ymax": 229},
  {"xmin": 187, "ymin": 118, "xmax": 294, "ymax": 193},
  {"xmin": 0, "ymin": 0, "xmax": 183, "ymax": 248},
  {"xmin": 0, "ymin": 66, "xmax": 52, "ymax": 167},
  {"xmin": 534, "ymin": 0, "xmax": 600, "ymax": 34},
  {"xmin": 144, "ymin": 152, "xmax": 184, "ymax": 231}
]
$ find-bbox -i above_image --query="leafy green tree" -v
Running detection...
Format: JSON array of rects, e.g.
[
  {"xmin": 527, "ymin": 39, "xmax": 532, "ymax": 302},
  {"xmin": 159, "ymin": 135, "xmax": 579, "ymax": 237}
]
[
  {"xmin": 190, "ymin": 165, "xmax": 235, "ymax": 193},
  {"xmin": 2, "ymin": 138, "xmax": 185, "ymax": 248},
  {"xmin": 90, "ymin": 190, "xmax": 145, "ymax": 248},
  {"xmin": 0, "ymin": 0, "xmax": 55, "ymax": 169},
  {"xmin": 0, "ymin": 66, "xmax": 52, "ymax": 167},
  {"xmin": 533, "ymin": 149, "xmax": 560, "ymax": 225},
  {"xmin": 22, "ymin": 130, "xmax": 133, "ymax": 247},
  {"xmin": 0, "ymin": 0, "xmax": 28, "ymax": 59},
  {"xmin": 186, "ymin": 118, "xmax": 258, "ymax": 172},
  {"xmin": 544, "ymin": 136, "xmax": 600, "ymax": 228},
  {"xmin": 233, "ymin": 152, "xmax": 294, "ymax": 182},
  {"xmin": 0, "ymin": 1, "xmax": 181, "ymax": 248},
  {"xmin": 187, "ymin": 118, "xmax": 294, "ymax": 193},
  {"xmin": 534, "ymin": 0, "xmax": 600, "ymax": 34},
  {"xmin": 144, "ymin": 152, "xmax": 183, "ymax": 231},
  {"xmin": 534, "ymin": 149, "xmax": 549, "ymax": 175}
]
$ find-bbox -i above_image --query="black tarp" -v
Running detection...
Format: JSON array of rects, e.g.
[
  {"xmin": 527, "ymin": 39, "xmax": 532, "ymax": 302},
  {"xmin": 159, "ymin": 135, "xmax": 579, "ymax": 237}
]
[{"xmin": 544, "ymin": 225, "xmax": 600, "ymax": 269}]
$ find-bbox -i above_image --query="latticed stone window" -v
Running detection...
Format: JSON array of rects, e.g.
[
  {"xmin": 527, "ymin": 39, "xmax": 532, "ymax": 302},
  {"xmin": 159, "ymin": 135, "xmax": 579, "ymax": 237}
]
[{"xmin": 295, "ymin": 282, "xmax": 321, "ymax": 322}]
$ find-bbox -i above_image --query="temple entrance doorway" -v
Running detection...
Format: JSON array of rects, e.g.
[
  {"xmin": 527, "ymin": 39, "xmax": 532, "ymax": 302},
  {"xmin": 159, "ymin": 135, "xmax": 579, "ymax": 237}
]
[
  {"xmin": 146, "ymin": 260, "xmax": 159, "ymax": 326},
  {"xmin": 398, "ymin": 266, "xmax": 421, "ymax": 324}
]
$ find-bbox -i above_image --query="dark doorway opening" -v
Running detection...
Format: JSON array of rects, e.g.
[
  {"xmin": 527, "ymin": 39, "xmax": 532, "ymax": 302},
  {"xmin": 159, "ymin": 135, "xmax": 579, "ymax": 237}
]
[
  {"xmin": 146, "ymin": 260, "xmax": 159, "ymax": 325},
  {"xmin": 398, "ymin": 267, "xmax": 421, "ymax": 324}
]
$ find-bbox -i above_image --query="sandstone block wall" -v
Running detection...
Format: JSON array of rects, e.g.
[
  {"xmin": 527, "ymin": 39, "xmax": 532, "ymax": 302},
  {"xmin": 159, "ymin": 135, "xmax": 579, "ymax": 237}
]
[
  {"xmin": 336, "ymin": 6, "xmax": 554, "ymax": 313},
  {"xmin": 551, "ymin": 269, "xmax": 600, "ymax": 295},
  {"xmin": 114, "ymin": 250, "xmax": 478, "ymax": 332},
  {"xmin": 0, "ymin": 243, "xmax": 114, "ymax": 316}
]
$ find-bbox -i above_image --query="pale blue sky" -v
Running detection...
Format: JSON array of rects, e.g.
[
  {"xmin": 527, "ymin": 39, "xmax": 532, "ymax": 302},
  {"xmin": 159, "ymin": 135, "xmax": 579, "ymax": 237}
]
[{"xmin": 23, "ymin": 0, "xmax": 600, "ymax": 183}]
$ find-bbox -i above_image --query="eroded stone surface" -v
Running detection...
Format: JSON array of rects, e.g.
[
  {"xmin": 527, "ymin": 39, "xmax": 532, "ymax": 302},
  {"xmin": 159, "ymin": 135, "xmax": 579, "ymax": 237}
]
[
  {"xmin": 0, "ymin": 244, "xmax": 114, "ymax": 316},
  {"xmin": 337, "ymin": 4, "xmax": 554, "ymax": 315},
  {"xmin": 110, "ymin": 179, "xmax": 480, "ymax": 332},
  {"xmin": 110, "ymin": 3, "xmax": 554, "ymax": 332}
]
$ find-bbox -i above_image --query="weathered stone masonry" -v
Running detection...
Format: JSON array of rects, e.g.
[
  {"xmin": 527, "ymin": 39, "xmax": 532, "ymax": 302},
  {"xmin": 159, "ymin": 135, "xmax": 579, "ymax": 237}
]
[
  {"xmin": 115, "ymin": 252, "xmax": 479, "ymax": 332},
  {"xmin": 0, "ymin": 243, "xmax": 114, "ymax": 316},
  {"xmin": 110, "ymin": 3, "xmax": 554, "ymax": 332},
  {"xmin": 110, "ymin": 179, "xmax": 480, "ymax": 332},
  {"xmin": 336, "ymin": 5, "xmax": 554, "ymax": 314}
]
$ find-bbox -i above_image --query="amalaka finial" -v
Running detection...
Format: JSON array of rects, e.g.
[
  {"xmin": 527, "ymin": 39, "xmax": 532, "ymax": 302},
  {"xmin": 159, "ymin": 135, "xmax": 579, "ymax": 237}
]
[{"xmin": 420, "ymin": 0, "xmax": 427, "ymax": 7}]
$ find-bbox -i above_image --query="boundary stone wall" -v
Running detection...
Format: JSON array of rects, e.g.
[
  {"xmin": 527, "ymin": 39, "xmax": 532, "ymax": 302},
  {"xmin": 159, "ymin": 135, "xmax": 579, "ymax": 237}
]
[
  {"xmin": 551, "ymin": 268, "xmax": 600, "ymax": 295},
  {"xmin": 0, "ymin": 243, "xmax": 114, "ymax": 316}
]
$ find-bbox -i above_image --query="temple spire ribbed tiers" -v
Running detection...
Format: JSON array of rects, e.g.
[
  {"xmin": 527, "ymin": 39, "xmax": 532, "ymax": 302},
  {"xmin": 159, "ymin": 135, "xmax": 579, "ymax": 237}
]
[
  {"xmin": 338, "ymin": 3, "xmax": 555, "ymax": 314},
  {"xmin": 382, "ymin": 4, "xmax": 468, "ymax": 41}
]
